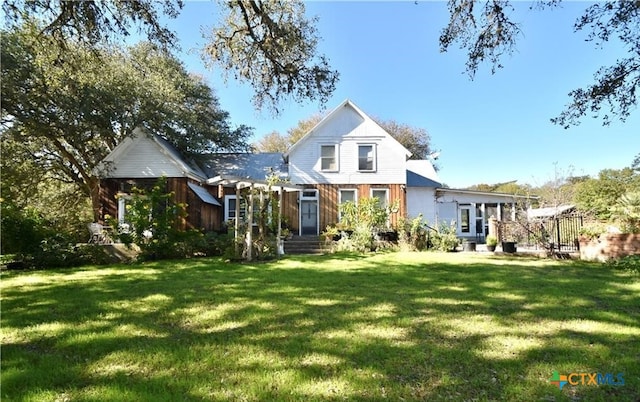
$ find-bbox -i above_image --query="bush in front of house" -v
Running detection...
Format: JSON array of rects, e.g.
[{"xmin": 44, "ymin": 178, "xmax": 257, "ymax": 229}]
[
  {"xmin": 322, "ymin": 198, "xmax": 394, "ymax": 253},
  {"xmin": 118, "ymin": 177, "xmax": 199, "ymax": 261},
  {"xmin": 396, "ymin": 215, "xmax": 429, "ymax": 251},
  {"xmin": 6, "ymin": 236, "xmax": 115, "ymax": 270},
  {"xmin": 429, "ymin": 221, "xmax": 460, "ymax": 252},
  {"xmin": 198, "ymin": 231, "xmax": 234, "ymax": 257}
]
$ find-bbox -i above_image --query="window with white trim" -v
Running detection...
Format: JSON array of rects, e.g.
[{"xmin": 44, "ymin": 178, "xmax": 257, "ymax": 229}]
[
  {"xmin": 320, "ymin": 144, "xmax": 338, "ymax": 172},
  {"xmin": 338, "ymin": 189, "xmax": 357, "ymax": 222},
  {"xmin": 370, "ymin": 188, "xmax": 389, "ymax": 208},
  {"xmin": 225, "ymin": 195, "xmax": 246, "ymax": 222},
  {"xmin": 225, "ymin": 195, "xmax": 265, "ymax": 224},
  {"xmin": 460, "ymin": 205, "xmax": 471, "ymax": 233},
  {"xmin": 358, "ymin": 144, "xmax": 376, "ymax": 172},
  {"xmin": 339, "ymin": 189, "xmax": 357, "ymax": 205}
]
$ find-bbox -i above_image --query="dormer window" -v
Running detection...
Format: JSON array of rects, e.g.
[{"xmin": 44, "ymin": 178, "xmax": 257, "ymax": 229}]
[
  {"xmin": 358, "ymin": 144, "xmax": 376, "ymax": 172},
  {"xmin": 320, "ymin": 144, "xmax": 338, "ymax": 172}
]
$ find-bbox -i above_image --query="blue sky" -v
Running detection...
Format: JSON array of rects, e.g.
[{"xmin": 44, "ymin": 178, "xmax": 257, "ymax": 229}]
[{"xmin": 168, "ymin": 1, "xmax": 639, "ymax": 188}]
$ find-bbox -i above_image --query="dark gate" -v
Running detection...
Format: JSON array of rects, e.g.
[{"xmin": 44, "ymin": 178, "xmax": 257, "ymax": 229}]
[
  {"xmin": 535, "ymin": 214, "xmax": 583, "ymax": 252},
  {"xmin": 500, "ymin": 214, "xmax": 583, "ymax": 252}
]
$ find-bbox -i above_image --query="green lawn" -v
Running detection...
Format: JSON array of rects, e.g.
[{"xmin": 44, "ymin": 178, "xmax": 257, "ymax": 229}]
[{"xmin": 1, "ymin": 252, "xmax": 639, "ymax": 401}]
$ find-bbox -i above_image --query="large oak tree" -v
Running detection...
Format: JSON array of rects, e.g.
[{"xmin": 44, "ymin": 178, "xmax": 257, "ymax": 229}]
[
  {"xmin": 2, "ymin": 0, "xmax": 339, "ymax": 113},
  {"xmin": 1, "ymin": 23, "xmax": 251, "ymax": 220}
]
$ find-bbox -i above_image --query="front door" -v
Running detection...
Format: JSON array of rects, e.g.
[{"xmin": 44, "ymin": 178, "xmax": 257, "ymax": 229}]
[{"xmin": 300, "ymin": 200, "xmax": 318, "ymax": 235}]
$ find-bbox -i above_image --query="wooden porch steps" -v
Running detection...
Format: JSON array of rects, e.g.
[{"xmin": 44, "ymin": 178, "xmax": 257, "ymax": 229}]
[{"xmin": 283, "ymin": 236, "xmax": 323, "ymax": 255}]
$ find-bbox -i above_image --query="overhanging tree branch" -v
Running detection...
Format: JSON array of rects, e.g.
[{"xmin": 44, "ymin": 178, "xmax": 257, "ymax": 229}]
[{"xmin": 204, "ymin": 0, "xmax": 339, "ymax": 113}]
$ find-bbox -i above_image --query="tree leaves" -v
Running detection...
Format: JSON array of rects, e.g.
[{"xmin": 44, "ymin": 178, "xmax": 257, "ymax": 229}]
[
  {"xmin": 1, "ymin": 24, "xmax": 251, "ymax": 219},
  {"xmin": 439, "ymin": 0, "xmax": 522, "ymax": 78},
  {"xmin": 252, "ymin": 114, "xmax": 322, "ymax": 152},
  {"xmin": 203, "ymin": 0, "xmax": 339, "ymax": 113},
  {"xmin": 439, "ymin": 0, "xmax": 640, "ymax": 128},
  {"xmin": 2, "ymin": 0, "xmax": 183, "ymax": 51},
  {"xmin": 552, "ymin": 2, "xmax": 640, "ymax": 128},
  {"xmin": 376, "ymin": 119, "xmax": 435, "ymax": 161},
  {"xmin": 2, "ymin": 0, "xmax": 339, "ymax": 113}
]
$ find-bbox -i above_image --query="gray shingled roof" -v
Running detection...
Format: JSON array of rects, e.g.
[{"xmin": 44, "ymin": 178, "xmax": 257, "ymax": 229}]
[{"xmin": 199, "ymin": 153, "xmax": 287, "ymax": 181}]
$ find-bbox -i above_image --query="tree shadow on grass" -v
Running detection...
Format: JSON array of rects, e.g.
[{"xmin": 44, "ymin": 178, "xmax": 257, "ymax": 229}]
[{"xmin": 1, "ymin": 253, "xmax": 638, "ymax": 401}]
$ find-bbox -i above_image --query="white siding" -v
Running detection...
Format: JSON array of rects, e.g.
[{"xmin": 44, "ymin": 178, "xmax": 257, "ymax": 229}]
[
  {"xmin": 407, "ymin": 188, "xmax": 437, "ymax": 224},
  {"xmin": 289, "ymin": 103, "xmax": 407, "ymax": 185},
  {"xmin": 435, "ymin": 190, "xmax": 520, "ymax": 237},
  {"xmin": 105, "ymin": 134, "xmax": 185, "ymax": 178}
]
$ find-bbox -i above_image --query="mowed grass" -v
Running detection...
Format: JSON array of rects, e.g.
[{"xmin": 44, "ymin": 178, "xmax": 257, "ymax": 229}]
[{"xmin": 1, "ymin": 252, "xmax": 639, "ymax": 401}]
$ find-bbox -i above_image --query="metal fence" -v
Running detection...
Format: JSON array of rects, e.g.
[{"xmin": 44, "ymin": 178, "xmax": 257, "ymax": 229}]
[{"xmin": 500, "ymin": 214, "xmax": 584, "ymax": 252}]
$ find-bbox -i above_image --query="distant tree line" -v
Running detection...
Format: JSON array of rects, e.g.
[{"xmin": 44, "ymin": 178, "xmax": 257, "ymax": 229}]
[{"xmin": 467, "ymin": 154, "xmax": 640, "ymax": 223}]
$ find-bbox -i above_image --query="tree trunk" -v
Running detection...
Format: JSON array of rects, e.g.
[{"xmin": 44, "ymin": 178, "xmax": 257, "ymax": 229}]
[{"xmin": 87, "ymin": 176, "xmax": 102, "ymax": 223}]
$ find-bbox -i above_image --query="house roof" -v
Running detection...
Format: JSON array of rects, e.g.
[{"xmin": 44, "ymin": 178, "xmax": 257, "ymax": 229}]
[
  {"xmin": 436, "ymin": 187, "xmax": 536, "ymax": 199},
  {"xmin": 199, "ymin": 153, "xmax": 287, "ymax": 181},
  {"xmin": 527, "ymin": 204, "xmax": 575, "ymax": 219},
  {"xmin": 283, "ymin": 99, "xmax": 412, "ymax": 160},
  {"xmin": 94, "ymin": 127, "xmax": 207, "ymax": 181},
  {"xmin": 406, "ymin": 160, "xmax": 442, "ymax": 187},
  {"xmin": 150, "ymin": 131, "xmax": 208, "ymax": 179},
  {"xmin": 96, "ymin": 128, "xmax": 293, "ymax": 188}
]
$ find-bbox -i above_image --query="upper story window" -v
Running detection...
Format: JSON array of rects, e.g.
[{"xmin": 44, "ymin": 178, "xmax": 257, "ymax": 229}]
[
  {"xmin": 320, "ymin": 144, "xmax": 338, "ymax": 172},
  {"xmin": 358, "ymin": 144, "xmax": 376, "ymax": 172}
]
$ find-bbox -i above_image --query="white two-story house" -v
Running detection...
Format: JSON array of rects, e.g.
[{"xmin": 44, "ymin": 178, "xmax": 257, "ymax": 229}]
[{"xmin": 282, "ymin": 99, "xmax": 412, "ymax": 235}]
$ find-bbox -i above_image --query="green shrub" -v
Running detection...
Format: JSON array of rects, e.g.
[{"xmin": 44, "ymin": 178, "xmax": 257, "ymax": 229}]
[
  {"xmin": 607, "ymin": 255, "xmax": 640, "ymax": 273},
  {"xmin": 396, "ymin": 215, "xmax": 429, "ymax": 251},
  {"xmin": 73, "ymin": 244, "xmax": 118, "ymax": 265},
  {"xmin": 331, "ymin": 234, "xmax": 358, "ymax": 253},
  {"xmin": 200, "ymin": 231, "xmax": 234, "ymax": 256},
  {"xmin": 612, "ymin": 191, "xmax": 640, "ymax": 233},
  {"xmin": 321, "ymin": 225, "xmax": 340, "ymax": 242},
  {"xmin": 351, "ymin": 224, "xmax": 375, "ymax": 252},
  {"xmin": 117, "ymin": 177, "xmax": 200, "ymax": 261},
  {"xmin": 430, "ymin": 221, "xmax": 460, "ymax": 252},
  {"xmin": 486, "ymin": 235, "xmax": 498, "ymax": 246},
  {"xmin": 137, "ymin": 229, "xmax": 206, "ymax": 261},
  {"xmin": 9, "ymin": 236, "xmax": 115, "ymax": 270},
  {"xmin": 324, "ymin": 197, "xmax": 392, "ymax": 253},
  {"xmin": 579, "ymin": 222, "xmax": 607, "ymax": 239},
  {"xmin": 0, "ymin": 201, "xmax": 53, "ymax": 254}
]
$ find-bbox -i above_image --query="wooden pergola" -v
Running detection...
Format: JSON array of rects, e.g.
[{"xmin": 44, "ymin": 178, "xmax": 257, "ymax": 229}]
[{"xmin": 206, "ymin": 175, "xmax": 302, "ymax": 261}]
